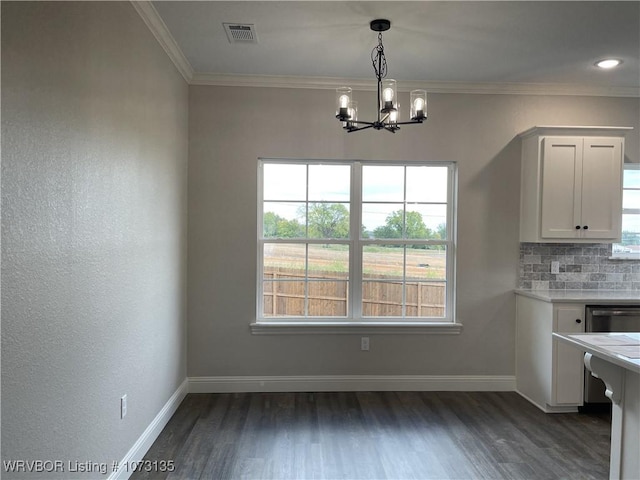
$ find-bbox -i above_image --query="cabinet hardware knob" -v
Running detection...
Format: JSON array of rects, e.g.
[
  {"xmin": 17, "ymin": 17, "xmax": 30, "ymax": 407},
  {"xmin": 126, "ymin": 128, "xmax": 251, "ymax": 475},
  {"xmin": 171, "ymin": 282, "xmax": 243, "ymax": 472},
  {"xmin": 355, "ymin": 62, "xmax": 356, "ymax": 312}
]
[
  {"xmin": 583, "ymin": 225, "xmax": 589, "ymax": 230},
  {"xmin": 576, "ymin": 319, "xmax": 582, "ymax": 323},
  {"xmin": 575, "ymin": 225, "xmax": 581, "ymax": 230}
]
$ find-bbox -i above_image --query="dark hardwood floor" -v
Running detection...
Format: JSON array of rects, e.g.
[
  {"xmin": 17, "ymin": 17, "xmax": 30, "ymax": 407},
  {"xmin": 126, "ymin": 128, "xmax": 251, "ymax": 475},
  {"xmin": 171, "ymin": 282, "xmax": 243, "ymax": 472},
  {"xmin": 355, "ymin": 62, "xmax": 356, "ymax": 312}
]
[{"xmin": 132, "ymin": 391, "xmax": 610, "ymax": 480}]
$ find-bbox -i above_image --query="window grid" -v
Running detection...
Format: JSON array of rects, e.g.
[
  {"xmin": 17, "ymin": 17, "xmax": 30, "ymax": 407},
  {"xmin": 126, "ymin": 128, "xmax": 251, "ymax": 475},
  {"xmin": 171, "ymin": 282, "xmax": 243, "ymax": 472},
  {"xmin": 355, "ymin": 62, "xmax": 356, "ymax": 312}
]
[
  {"xmin": 258, "ymin": 159, "xmax": 456, "ymax": 322},
  {"xmin": 613, "ymin": 164, "xmax": 640, "ymax": 259}
]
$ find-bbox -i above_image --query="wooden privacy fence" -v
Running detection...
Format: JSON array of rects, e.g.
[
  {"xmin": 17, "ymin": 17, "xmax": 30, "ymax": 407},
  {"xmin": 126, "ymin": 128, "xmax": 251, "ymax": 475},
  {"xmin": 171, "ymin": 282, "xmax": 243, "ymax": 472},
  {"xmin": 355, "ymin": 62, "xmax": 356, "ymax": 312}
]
[{"xmin": 263, "ymin": 267, "xmax": 445, "ymax": 317}]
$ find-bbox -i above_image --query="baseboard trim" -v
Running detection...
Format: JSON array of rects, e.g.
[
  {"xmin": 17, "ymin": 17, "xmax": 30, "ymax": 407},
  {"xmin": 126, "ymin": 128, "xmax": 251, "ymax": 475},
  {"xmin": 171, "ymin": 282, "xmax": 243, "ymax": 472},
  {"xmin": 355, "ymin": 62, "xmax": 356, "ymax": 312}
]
[
  {"xmin": 189, "ymin": 375, "xmax": 515, "ymax": 393},
  {"xmin": 515, "ymin": 389, "xmax": 579, "ymax": 414},
  {"xmin": 109, "ymin": 378, "xmax": 188, "ymax": 480}
]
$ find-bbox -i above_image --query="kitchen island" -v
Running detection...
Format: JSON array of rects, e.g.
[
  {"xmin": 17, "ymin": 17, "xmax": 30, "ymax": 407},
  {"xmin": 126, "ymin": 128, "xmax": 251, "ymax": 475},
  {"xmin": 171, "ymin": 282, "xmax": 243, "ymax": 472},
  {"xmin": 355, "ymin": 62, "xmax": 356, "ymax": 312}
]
[{"xmin": 553, "ymin": 332, "xmax": 640, "ymax": 480}]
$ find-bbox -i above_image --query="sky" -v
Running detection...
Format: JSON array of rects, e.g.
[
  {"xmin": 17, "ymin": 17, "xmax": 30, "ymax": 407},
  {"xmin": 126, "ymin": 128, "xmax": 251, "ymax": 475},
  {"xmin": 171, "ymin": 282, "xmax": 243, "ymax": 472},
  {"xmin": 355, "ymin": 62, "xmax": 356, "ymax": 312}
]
[{"xmin": 262, "ymin": 163, "xmax": 449, "ymax": 231}]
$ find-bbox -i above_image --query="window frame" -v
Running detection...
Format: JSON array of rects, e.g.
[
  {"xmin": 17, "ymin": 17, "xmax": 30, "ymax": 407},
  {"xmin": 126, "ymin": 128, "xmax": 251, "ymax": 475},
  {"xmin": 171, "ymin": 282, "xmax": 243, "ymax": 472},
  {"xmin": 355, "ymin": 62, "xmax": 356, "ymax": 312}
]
[
  {"xmin": 612, "ymin": 163, "xmax": 640, "ymax": 260},
  {"xmin": 255, "ymin": 159, "xmax": 459, "ymax": 333}
]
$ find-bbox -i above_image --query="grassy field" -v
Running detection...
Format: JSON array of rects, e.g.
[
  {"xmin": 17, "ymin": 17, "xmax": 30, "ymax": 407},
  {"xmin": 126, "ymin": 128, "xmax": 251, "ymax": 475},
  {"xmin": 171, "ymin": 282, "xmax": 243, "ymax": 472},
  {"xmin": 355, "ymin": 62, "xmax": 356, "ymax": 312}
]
[{"xmin": 264, "ymin": 244, "xmax": 446, "ymax": 280}]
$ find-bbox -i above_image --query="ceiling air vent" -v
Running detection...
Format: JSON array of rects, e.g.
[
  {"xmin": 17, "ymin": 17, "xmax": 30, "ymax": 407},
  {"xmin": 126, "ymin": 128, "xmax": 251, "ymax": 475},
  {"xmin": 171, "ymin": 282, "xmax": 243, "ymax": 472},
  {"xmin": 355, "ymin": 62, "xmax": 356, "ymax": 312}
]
[{"xmin": 223, "ymin": 23, "xmax": 258, "ymax": 44}]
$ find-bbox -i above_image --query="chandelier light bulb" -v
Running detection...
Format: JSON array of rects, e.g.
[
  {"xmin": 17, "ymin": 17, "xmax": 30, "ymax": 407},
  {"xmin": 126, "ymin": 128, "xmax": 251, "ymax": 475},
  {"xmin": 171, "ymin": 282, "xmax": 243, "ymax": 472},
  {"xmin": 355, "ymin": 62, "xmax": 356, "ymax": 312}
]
[
  {"xmin": 335, "ymin": 87, "xmax": 353, "ymax": 120},
  {"xmin": 410, "ymin": 89, "xmax": 427, "ymax": 121},
  {"xmin": 383, "ymin": 88, "xmax": 394, "ymax": 102}
]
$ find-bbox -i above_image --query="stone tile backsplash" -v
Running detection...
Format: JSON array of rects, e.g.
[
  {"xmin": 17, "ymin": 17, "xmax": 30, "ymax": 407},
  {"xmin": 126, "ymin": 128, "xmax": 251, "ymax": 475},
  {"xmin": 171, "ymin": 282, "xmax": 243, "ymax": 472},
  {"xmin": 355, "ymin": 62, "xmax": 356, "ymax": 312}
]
[{"xmin": 519, "ymin": 243, "xmax": 640, "ymax": 290}]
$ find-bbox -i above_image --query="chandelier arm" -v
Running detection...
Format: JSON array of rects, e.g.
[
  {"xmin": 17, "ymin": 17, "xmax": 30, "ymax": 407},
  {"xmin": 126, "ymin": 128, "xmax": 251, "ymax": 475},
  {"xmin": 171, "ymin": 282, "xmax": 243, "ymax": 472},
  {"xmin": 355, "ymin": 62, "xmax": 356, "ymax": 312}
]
[
  {"xmin": 346, "ymin": 124, "xmax": 375, "ymax": 133},
  {"xmin": 346, "ymin": 120, "xmax": 376, "ymax": 127},
  {"xmin": 395, "ymin": 119, "xmax": 425, "ymax": 125}
]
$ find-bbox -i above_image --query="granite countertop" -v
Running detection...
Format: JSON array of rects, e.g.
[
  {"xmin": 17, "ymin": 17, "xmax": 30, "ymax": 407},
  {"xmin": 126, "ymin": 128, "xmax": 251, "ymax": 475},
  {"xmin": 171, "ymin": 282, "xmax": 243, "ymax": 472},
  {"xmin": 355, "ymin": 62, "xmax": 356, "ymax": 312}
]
[{"xmin": 515, "ymin": 289, "xmax": 640, "ymax": 304}]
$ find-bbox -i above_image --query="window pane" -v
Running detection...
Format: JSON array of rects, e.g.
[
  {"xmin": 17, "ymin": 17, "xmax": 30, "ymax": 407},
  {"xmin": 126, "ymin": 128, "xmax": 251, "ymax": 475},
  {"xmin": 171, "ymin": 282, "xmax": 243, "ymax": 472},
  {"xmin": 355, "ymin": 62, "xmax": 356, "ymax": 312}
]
[
  {"xmin": 308, "ymin": 281, "xmax": 348, "ymax": 316},
  {"xmin": 362, "ymin": 166, "xmax": 404, "ymax": 201},
  {"xmin": 623, "ymin": 167, "xmax": 640, "ymax": 189},
  {"xmin": 263, "ymin": 280, "xmax": 305, "ymax": 317},
  {"xmin": 308, "ymin": 165, "xmax": 350, "ymax": 201},
  {"xmin": 263, "ymin": 203, "xmax": 305, "ymax": 238},
  {"xmin": 263, "ymin": 243, "xmax": 306, "ymax": 279},
  {"xmin": 308, "ymin": 244, "xmax": 349, "ymax": 280},
  {"xmin": 263, "ymin": 164, "xmax": 306, "ymax": 200},
  {"xmin": 623, "ymin": 190, "xmax": 640, "ymax": 210},
  {"xmin": 405, "ymin": 282, "xmax": 446, "ymax": 317},
  {"xmin": 406, "ymin": 205, "xmax": 447, "ymax": 239},
  {"xmin": 621, "ymin": 214, "xmax": 640, "ymax": 250},
  {"xmin": 307, "ymin": 203, "xmax": 350, "ymax": 239},
  {"xmin": 406, "ymin": 166, "xmax": 448, "ymax": 203},
  {"xmin": 406, "ymin": 247, "xmax": 447, "ymax": 282},
  {"xmin": 362, "ymin": 203, "xmax": 403, "ymax": 238},
  {"xmin": 362, "ymin": 281, "xmax": 403, "ymax": 316},
  {"xmin": 363, "ymin": 245, "xmax": 405, "ymax": 280}
]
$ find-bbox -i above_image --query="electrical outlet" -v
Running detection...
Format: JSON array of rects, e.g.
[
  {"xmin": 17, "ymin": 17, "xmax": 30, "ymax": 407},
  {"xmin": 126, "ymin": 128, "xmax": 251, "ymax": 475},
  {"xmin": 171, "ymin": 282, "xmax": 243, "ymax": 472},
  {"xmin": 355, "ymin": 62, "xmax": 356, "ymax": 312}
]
[
  {"xmin": 120, "ymin": 395, "xmax": 127, "ymax": 419},
  {"xmin": 551, "ymin": 261, "xmax": 560, "ymax": 274},
  {"xmin": 361, "ymin": 336, "xmax": 370, "ymax": 351}
]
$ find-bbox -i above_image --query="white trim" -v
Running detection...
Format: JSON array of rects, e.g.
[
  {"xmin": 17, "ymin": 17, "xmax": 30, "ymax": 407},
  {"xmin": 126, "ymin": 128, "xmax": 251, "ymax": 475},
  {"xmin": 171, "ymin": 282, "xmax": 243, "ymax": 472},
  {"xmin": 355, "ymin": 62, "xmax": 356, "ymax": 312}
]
[
  {"xmin": 130, "ymin": 1, "xmax": 194, "ymax": 83},
  {"xmin": 258, "ymin": 160, "xmax": 456, "ymax": 324},
  {"xmin": 518, "ymin": 125, "xmax": 633, "ymax": 138},
  {"xmin": 108, "ymin": 379, "xmax": 188, "ymax": 480},
  {"xmin": 131, "ymin": 4, "xmax": 639, "ymax": 98},
  {"xmin": 250, "ymin": 321, "xmax": 463, "ymax": 335},
  {"xmin": 191, "ymin": 73, "xmax": 640, "ymax": 97},
  {"xmin": 189, "ymin": 375, "xmax": 515, "ymax": 394},
  {"xmin": 515, "ymin": 389, "xmax": 579, "ymax": 414}
]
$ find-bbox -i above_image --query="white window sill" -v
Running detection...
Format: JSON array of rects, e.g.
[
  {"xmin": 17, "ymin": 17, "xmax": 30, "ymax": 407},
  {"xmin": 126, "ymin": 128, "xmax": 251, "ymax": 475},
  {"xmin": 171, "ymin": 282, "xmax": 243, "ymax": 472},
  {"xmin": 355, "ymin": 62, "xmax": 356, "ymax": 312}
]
[{"xmin": 250, "ymin": 321, "xmax": 463, "ymax": 335}]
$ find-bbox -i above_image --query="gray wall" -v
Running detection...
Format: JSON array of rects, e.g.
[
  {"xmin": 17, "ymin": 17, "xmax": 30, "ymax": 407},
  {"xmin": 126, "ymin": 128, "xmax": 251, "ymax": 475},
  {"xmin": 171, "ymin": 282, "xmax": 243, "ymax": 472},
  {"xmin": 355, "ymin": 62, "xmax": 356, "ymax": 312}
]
[
  {"xmin": 2, "ymin": 2, "xmax": 188, "ymax": 476},
  {"xmin": 188, "ymin": 86, "xmax": 639, "ymax": 377}
]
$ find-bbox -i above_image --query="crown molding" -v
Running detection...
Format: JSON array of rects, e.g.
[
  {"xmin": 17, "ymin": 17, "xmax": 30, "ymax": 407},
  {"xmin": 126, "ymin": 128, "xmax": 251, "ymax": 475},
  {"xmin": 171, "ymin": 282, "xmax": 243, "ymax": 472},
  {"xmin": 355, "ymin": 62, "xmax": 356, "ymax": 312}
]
[
  {"xmin": 191, "ymin": 73, "xmax": 640, "ymax": 97},
  {"xmin": 132, "ymin": 1, "xmax": 638, "ymax": 98},
  {"xmin": 131, "ymin": 1, "xmax": 194, "ymax": 83},
  {"xmin": 518, "ymin": 125, "xmax": 634, "ymax": 138}
]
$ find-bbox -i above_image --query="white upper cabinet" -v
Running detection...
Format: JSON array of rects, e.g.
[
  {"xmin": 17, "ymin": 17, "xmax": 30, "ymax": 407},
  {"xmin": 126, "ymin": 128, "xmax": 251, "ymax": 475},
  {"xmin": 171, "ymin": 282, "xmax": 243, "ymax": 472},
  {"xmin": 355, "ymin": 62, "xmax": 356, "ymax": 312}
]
[{"xmin": 519, "ymin": 126, "xmax": 631, "ymax": 243}]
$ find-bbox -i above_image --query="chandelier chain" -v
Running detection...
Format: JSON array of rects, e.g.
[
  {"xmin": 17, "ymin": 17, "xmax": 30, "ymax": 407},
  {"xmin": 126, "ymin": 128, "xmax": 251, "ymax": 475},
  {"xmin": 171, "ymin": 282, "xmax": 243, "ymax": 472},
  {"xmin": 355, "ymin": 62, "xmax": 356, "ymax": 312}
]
[{"xmin": 371, "ymin": 32, "xmax": 387, "ymax": 81}]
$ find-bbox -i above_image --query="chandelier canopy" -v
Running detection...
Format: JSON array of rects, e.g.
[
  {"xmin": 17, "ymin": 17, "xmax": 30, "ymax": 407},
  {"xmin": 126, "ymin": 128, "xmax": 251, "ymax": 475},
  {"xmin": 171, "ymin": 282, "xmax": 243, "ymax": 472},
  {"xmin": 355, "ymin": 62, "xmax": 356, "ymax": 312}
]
[{"xmin": 336, "ymin": 19, "xmax": 427, "ymax": 133}]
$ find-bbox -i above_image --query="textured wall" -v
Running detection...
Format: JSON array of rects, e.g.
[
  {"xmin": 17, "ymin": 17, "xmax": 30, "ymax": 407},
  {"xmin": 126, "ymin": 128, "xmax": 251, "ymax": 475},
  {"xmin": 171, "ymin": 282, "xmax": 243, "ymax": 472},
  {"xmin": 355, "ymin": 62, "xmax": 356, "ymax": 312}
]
[
  {"xmin": 1, "ymin": 2, "xmax": 188, "ymax": 477},
  {"xmin": 188, "ymin": 86, "xmax": 639, "ymax": 378}
]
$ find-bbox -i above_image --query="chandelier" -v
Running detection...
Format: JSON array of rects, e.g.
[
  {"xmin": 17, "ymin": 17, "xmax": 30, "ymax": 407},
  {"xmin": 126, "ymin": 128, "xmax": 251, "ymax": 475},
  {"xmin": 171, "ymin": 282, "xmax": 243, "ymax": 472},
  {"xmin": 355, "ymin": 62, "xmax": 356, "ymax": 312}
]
[{"xmin": 335, "ymin": 19, "xmax": 427, "ymax": 133}]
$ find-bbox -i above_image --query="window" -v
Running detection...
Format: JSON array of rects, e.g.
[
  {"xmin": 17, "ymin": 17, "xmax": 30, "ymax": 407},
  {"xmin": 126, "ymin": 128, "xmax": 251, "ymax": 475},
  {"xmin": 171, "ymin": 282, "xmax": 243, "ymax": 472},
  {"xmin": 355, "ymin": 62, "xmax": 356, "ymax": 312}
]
[
  {"xmin": 612, "ymin": 164, "xmax": 640, "ymax": 259},
  {"xmin": 257, "ymin": 160, "xmax": 457, "ymax": 325}
]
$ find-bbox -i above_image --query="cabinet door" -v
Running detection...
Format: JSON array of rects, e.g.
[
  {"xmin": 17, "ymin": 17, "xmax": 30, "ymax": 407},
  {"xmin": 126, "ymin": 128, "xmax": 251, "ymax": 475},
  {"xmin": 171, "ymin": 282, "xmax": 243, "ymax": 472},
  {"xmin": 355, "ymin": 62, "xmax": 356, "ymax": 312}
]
[
  {"xmin": 554, "ymin": 305, "xmax": 585, "ymax": 405},
  {"xmin": 540, "ymin": 137, "xmax": 583, "ymax": 239},
  {"xmin": 580, "ymin": 137, "xmax": 623, "ymax": 239}
]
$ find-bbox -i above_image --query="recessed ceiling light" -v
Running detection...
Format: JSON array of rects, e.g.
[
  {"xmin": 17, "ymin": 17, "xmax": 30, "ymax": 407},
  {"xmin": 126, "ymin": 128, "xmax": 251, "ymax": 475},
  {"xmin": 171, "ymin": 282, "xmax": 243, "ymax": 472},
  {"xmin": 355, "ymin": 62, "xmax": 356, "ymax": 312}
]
[{"xmin": 596, "ymin": 59, "xmax": 622, "ymax": 69}]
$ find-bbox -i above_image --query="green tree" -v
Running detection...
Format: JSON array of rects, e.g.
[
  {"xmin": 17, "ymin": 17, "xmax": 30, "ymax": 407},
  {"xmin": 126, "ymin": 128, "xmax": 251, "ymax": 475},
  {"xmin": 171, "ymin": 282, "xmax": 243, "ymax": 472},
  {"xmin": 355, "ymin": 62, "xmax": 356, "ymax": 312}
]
[
  {"xmin": 263, "ymin": 211, "xmax": 281, "ymax": 237},
  {"xmin": 373, "ymin": 210, "xmax": 432, "ymax": 240},
  {"xmin": 263, "ymin": 211, "xmax": 304, "ymax": 238},
  {"xmin": 302, "ymin": 203, "xmax": 349, "ymax": 239}
]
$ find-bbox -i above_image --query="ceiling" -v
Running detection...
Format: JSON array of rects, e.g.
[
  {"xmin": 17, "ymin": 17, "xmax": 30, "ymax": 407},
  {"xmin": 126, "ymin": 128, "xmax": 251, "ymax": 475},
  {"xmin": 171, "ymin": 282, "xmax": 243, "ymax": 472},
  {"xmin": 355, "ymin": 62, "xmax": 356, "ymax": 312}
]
[{"xmin": 149, "ymin": 1, "xmax": 640, "ymax": 95}]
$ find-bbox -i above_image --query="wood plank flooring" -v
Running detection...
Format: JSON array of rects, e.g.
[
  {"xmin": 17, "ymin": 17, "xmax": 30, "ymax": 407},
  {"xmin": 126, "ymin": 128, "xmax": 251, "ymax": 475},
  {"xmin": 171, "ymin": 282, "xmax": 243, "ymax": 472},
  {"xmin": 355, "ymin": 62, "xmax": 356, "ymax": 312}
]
[{"xmin": 132, "ymin": 392, "xmax": 610, "ymax": 480}]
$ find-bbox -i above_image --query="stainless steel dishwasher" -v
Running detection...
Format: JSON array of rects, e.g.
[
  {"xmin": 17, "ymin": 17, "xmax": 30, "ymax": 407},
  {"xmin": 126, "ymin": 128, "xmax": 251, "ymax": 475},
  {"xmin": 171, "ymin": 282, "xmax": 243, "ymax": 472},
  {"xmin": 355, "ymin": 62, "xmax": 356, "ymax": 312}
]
[{"xmin": 584, "ymin": 305, "xmax": 640, "ymax": 405}]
